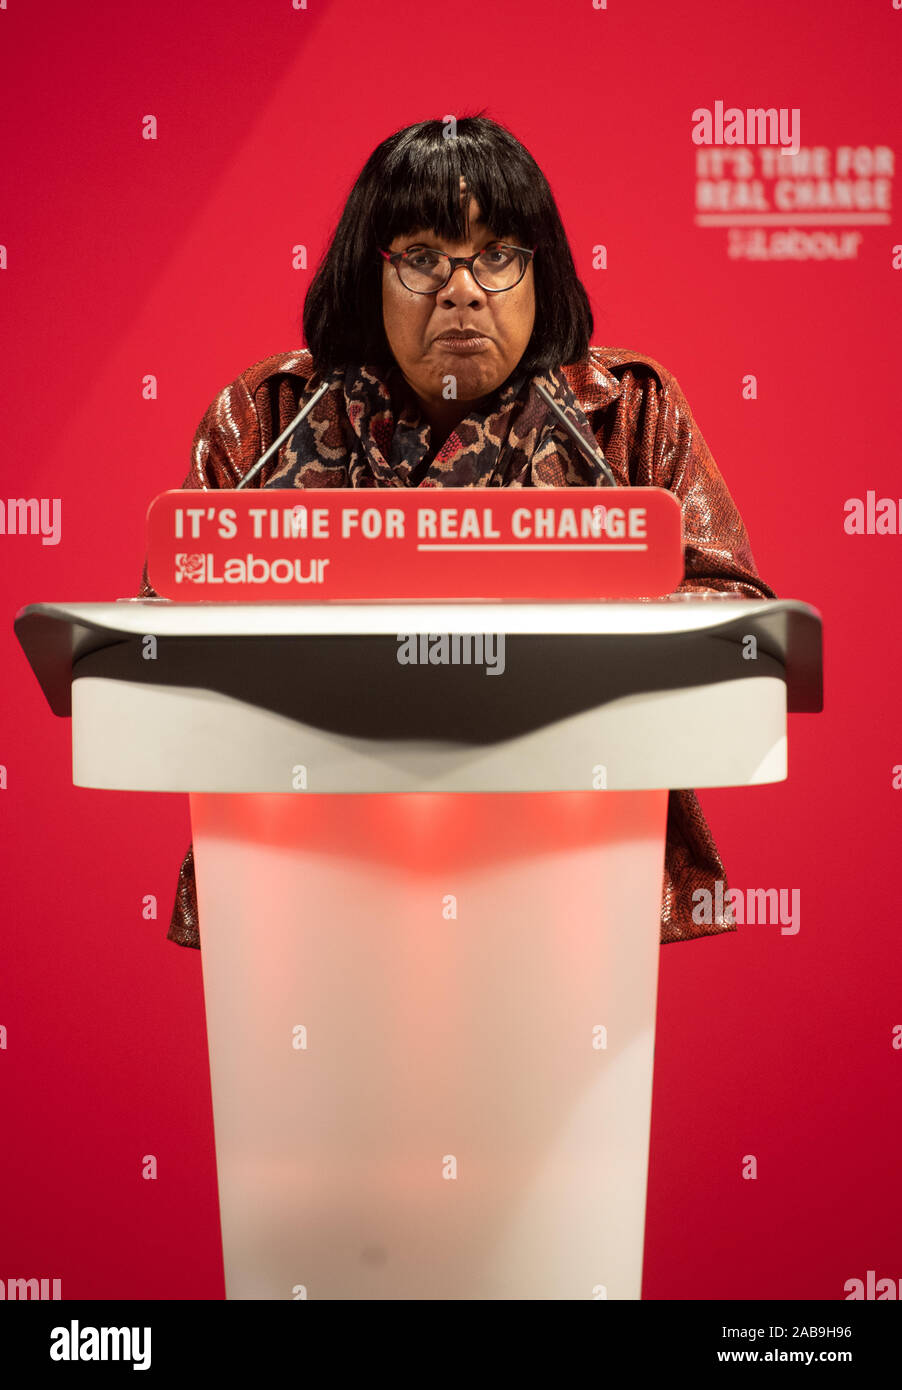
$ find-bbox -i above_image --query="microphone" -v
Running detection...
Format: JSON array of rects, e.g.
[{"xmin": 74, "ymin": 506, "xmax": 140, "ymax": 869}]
[
  {"xmin": 534, "ymin": 382, "xmax": 617, "ymax": 487},
  {"xmin": 236, "ymin": 379, "xmax": 331, "ymax": 489},
  {"xmin": 236, "ymin": 376, "xmax": 617, "ymax": 489}
]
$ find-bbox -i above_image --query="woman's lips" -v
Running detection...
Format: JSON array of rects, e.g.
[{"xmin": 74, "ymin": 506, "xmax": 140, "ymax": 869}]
[{"xmin": 434, "ymin": 334, "xmax": 492, "ymax": 354}]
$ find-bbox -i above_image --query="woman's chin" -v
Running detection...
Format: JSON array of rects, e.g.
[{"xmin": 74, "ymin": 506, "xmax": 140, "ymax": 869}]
[{"xmin": 421, "ymin": 356, "xmax": 507, "ymax": 400}]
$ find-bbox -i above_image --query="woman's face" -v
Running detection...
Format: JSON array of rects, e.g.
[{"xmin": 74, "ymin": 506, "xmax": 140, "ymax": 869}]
[{"xmin": 381, "ymin": 194, "xmax": 535, "ymax": 418}]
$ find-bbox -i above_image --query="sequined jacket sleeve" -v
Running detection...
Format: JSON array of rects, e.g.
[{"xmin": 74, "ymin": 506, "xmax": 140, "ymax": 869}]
[
  {"xmin": 589, "ymin": 353, "xmax": 777, "ymax": 941},
  {"xmin": 590, "ymin": 352, "xmax": 775, "ymax": 601}
]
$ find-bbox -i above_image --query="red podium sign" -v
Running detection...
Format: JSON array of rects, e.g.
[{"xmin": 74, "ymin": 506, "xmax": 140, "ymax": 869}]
[{"xmin": 146, "ymin": 487, "xmax": 683, "ymax": 601}]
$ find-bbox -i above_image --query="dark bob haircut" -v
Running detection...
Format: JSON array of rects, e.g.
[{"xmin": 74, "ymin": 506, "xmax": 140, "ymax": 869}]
[{"xmin": 302, "ymin": 113, "xmax": 594, "ymax": 376}]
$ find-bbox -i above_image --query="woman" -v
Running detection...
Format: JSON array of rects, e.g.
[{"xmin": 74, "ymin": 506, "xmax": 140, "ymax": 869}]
[{"xmin": 139, "ymin": 114, "xmax": 776, "ymax": 951}]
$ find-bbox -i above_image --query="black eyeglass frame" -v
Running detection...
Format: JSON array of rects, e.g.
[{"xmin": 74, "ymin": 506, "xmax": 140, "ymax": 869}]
[{"xmin": 377, "ymin": 242, "xmax": 536, "ymax": 294}]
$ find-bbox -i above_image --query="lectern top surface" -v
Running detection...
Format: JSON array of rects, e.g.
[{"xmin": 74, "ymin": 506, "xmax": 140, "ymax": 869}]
[
  {"xmin": 18, "ymin": 593, "xmax": 818, "ymax": 637},
  {"xmin": 14, "ymin": 595, "xmax": 822, "ymax": 718}
]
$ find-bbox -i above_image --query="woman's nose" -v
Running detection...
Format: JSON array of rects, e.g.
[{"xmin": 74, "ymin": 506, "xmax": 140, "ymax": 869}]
[{"xmin": 438, "ymin": 265, "xmax": 487, "ymax": 307}]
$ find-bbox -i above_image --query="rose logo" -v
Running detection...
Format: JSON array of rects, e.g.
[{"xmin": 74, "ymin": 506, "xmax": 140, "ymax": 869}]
[{"xmin": 174, "ymin": 553, "xmax": 206, "ymax": 583}]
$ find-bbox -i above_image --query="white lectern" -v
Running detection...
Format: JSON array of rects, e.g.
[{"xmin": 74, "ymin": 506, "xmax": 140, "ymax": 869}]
[{"xmin": 15, "ymin": 595, "xmax": 822, "ymax": 1300}]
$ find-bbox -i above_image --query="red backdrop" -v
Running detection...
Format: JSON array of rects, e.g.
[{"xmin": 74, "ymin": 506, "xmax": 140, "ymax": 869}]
[{"xmin": 1, "ymin": 0, "xmax": 900, "ymax": 1299}]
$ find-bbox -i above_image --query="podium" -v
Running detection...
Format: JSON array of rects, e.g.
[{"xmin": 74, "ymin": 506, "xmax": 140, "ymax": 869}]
[{"xmin": 15, "ymin": 594, "xmax": 822, "ymax": 1300}]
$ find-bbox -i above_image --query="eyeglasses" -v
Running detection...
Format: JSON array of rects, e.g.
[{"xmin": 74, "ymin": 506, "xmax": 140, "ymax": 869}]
[{"xmin": 378, "ymin": 242, "xmax": 535, "ymax": 294}]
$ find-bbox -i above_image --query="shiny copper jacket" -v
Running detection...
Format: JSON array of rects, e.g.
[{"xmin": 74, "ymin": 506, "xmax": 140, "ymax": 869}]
[{"xmin": 138, "ymin": 346, "xmax": 777, "ymax": 949}]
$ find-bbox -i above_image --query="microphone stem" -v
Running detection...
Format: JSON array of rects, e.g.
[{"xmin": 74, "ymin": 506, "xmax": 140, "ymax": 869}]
[
  {"xmin": 236, "ymin": 379, "xmax": 331, "ymax": 489},
  {"xmin": 534, "ymin": 382, "xmax": 617, "ymax": 486}
]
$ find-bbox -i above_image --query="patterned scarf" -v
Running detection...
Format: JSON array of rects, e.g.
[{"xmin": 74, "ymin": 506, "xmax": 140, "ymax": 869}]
[{"xmin": 261, "ymin": 359, "xmax": 611, "ymax": 490}]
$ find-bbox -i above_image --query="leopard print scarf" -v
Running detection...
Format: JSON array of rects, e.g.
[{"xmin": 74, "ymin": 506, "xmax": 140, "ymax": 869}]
[{"xmin": 262, "ymin": 359, "xmax": 610, "ymax": 490}]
